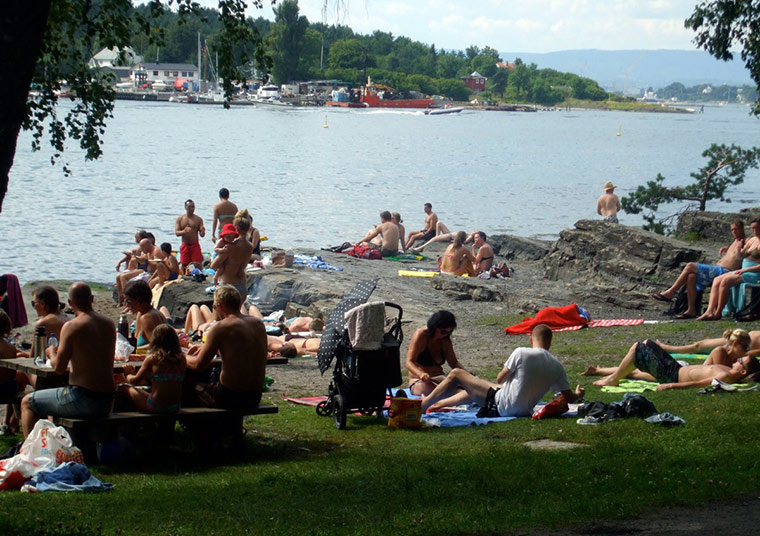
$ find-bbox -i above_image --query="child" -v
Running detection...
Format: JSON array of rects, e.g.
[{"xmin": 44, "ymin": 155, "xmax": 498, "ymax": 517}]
[{"xmin": 120, "ymin": 324, "xmax": 186, "ymax": 414}]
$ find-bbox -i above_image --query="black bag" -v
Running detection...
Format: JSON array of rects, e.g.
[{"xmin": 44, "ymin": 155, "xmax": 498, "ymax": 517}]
[
  {"xmin": 663, "ymin": 286, "xmax": 702, "ymax": 316},
  {"xmin": 735, "ymin": 286, "xmax": 760, "ymax": 322}
]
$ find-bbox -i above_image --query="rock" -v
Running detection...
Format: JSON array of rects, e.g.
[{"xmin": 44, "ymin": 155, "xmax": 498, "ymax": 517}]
[
  {"xmin": 543, "ymin": 220, "xmax": 704, "ymax": 293},
  {"xmin": 430, "ymin": 274, "xmax": 507, "ymax": 302},
  {"xmin": 488, "ymin": 234, "xmax": 552, "ymax": 260},
  {"xmin": 676, "ymin": 210, "xmax": 746, "ymax": 241},
  {"xmin": 157, "ymin": 278, "xmax": 215, "ymax": 325}
]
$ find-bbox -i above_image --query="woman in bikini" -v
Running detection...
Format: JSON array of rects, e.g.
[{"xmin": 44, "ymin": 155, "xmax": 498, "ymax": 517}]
[
  {"xmin": 655, "ymin": 329, "xmax": 760, "ymax": 358},
  {"xmin": 119, "ymin": 324, "xmax": 186, "ymax": 414},
  {"xmin": 439, "ymin": 231, "xmax": 476, "ymax": 276},
  {"xmin": 698, "ymin": 217, "xmax": 760, "ymax": 321},
  {"xmin": 406, "ymin": 311, "xmax": 466, "ymax": 396},
  {"xmin": 124, "ymin": 279, "xmax": 166, "ymax": 351}
]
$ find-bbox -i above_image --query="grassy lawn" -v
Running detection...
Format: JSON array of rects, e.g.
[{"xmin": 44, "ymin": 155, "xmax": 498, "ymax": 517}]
[{"xmin": 1, "ymin": 318, "xmax": 759, "ymax": 535}]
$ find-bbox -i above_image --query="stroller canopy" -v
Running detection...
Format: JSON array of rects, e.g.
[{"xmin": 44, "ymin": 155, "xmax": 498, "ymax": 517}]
[{"xmin": 317, "ymin": 279, "xmax": 378, "ymax": 374}]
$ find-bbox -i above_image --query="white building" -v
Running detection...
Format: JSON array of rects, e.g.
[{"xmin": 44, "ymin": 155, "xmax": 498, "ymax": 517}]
[
  {"xmin": 130, "ymin": 62, "xmax": 199, "ymax": 89},
  {"xmin": 89, "ymin": 47, "xmax": 141, "ymax": 68}
]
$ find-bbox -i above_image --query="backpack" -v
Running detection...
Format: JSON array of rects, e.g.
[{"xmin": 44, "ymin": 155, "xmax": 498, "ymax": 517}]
[
  {"xmin": 347, "ymin": 244, "xmax": 383, "ymax": 260},
  {"xmin": 663, "ymin": 286, "xmax": 702, "ymax": 316}
]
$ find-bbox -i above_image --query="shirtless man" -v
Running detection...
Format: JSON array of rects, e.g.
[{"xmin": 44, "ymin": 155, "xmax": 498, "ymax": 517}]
[
  {"xmin": 21, "ymin": 283, "xmax": 116, "ymax": 438},
  {"xmin": 404, "ymin": 203, "xmax": 438, "ymax": 251},
  {"xmin": 471, "ymin": 231, "xmax": 495, "ymax": 274},
  {"xmin": 185, "ymin": 285, "xmax": 266, "ymax": 408},
  {"xmin": 592, "ymin": 338, "xmax": 759, "ymax": 390},
  {"xmin": 116, "ymin": 229, "xmax": 150, "ymax": 271},
  {"xmin": 651, "ymin": 220, "xmax": 745, "ymax": 319},
  {"xmin": 175, "ymin": 199, "xmax": 206, "ymax": 273},
  {"xmin": 211, "ymin": 220, "xmax": 253, "ymax": 301},
  {"xmin": 361, "ymin": 211, "xmax": 400, "ymax": 257},
  {"xmin": 211, "ymin": 188, "xmax": 239, "ymax": 242},
  {"xmin": 116, "ymin": 237, "xmax": 155, "ymax": 304},
  {"xmin": 597, "ymin": 181, "xmax": 621, "ymax": 223},
  {"xmin": 267, "ymin": 335, "xmax": 321, "ymax": 356}
]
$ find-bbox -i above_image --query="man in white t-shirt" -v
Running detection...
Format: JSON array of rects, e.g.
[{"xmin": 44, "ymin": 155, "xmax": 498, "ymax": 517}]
[{"xmin": 421, "ymin": 324, "xmax": 584, "ymax": 416}]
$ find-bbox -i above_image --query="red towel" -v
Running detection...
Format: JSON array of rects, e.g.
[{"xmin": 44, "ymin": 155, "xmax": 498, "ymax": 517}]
[
  {"xmin": 504, "ymin": 304, "xmax": 587, "ymax": 335},
  {"xmin": 1, "ymin": 274, "xmax": 28, "ymax": 329}
]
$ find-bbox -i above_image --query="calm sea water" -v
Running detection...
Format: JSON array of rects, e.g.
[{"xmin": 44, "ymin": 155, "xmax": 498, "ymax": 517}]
[{"xmin": 2, "ymin": 101, "xmax": 758, "ymax": 284}]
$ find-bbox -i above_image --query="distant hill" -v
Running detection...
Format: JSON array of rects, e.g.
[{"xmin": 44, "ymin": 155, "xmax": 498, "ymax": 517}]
[{"xmin": 498, "ymin": 49, "xmax": 752, "ymax": 94}]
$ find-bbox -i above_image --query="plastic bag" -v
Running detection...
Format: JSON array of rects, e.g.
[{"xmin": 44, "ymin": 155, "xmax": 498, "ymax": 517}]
[
  {"xmin": 532, "ymin": 394, "xmax": 568, "ymax": 420},
  {"xmin": 115, "ymin": 333, "xmax": 135, "ymax": 361},
  {"xmin": 0, "ymin": 420, "xmax": 83, "ymax": 490},
  {"xmin": 387, "ymin": 397, "xmax": 422, "ymax": 429}
]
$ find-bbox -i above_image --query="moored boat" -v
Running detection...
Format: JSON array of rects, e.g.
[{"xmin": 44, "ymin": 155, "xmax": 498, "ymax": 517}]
[{"xmin": 326, "ymin": 79, "xmax": 434, "ymax": 109}]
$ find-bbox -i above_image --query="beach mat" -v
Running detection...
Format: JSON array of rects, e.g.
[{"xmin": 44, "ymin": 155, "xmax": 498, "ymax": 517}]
[
  {"xmin": 600, "ymin": 379, "xmax": 658, "ymax": 394},
  {"xmin": 553, "ymin": 318, "xmax": 646, "ymax": 332},
  {"xmin": 385, "ymin": 253, "xmax": 427, "ymax": 262},
  {"xmin": 398, "ymin": 269, "xmax": 439, "ymax": 278},
  {"xmin": 671, "ymin": 353, "xmax": 708, "ymax": 360}
]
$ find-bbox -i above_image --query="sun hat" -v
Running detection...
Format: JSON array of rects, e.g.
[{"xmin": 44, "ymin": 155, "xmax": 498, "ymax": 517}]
[
  {"xmin": 603, "ymin": 181, "xmax": 616, "ymax": 191},
  {"xmin": 220, "ymin": 223, "xmax": 239, "ymax": 238}
]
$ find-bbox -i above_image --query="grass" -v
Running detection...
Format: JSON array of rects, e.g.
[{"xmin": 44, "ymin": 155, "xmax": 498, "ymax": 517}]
[{"xmin": 1, "ymin": 317, "xmax": 759, "ymax": 535}]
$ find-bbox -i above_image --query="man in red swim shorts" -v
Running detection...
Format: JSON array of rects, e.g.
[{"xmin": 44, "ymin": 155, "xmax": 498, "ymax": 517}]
[{"xmin": 175, "ymin": 199, "xmax": 206, "ymax": 272}]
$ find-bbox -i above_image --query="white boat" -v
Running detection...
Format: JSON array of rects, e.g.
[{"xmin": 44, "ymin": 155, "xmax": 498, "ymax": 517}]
[
  {"xmin": 151, "ymin": 80, "xmax": 169, "ymax": 91},
  {"xmin": 424, "ymin": 106, "xmax": 463, "ymax": 115},
  {"xmin": 249, "ymin": 96, "xmax": 293, "ymax": 108}
]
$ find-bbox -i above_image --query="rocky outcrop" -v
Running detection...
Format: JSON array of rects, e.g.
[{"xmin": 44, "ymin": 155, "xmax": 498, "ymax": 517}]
[
  {"xmin": 676, "ymin": 208, "xmax": 760, "ymax": 241},
  {"xmin": 430, "ymin": 274, "xmax": 508, "ymax": 302},
  {"xmin": 488, "ymin": 234, "xmax": 552, "ymax": 261},
  {"xmin": 543, "ymin": 220, "xmax": 704, "ymax": 294}
]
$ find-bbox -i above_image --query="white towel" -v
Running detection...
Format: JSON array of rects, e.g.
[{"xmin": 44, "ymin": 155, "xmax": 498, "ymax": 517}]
[{"xmin": 344, "ymin": 301, "xmax": 386, "ymax": 351}]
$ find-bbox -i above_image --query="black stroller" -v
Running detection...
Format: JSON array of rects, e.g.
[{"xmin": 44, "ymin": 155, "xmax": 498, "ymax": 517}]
[{"xmin": 316, "ymin": 280, "xmax": 403, "ymax": 429}]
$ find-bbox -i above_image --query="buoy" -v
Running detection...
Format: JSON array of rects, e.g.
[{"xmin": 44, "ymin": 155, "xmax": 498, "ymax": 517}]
[
  {"xmin": 323, "ymin": 114, "xmax": 328, "ymax": 128},
  {"xmin": 616, "ymin": 126, "xmax": 622, "ymax": 137}
]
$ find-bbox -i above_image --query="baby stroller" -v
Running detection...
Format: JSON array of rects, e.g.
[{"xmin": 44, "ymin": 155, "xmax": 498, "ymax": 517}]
[{"xmin": 316, "ymin": 284, "xmax": 403, "ymax": 429}]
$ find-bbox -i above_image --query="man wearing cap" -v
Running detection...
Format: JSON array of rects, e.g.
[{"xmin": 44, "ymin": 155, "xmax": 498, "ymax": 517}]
[
  {"xmin": 211, "ymin": 223, "xmax": 252, "ymax": 301},
  {"xmin": 175, "ymin": 199, "xmax": 206, "ymax": 273},
  {"xmin": 597, "ymin": 181, "xmax": 621, "ymax": 223}
]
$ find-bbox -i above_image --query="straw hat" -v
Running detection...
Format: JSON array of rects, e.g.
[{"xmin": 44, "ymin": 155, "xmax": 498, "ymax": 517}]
[{"xmin": 603, "ymin": 181, "xmax": 616, "ymax": 191}]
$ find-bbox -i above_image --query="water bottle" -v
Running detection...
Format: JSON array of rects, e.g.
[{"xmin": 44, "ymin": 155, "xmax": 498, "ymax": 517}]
[
  {"xmin": 33, "ymin": 326, "xmax": 46, "ymax": 366},
  {"xmin": 46, "ymin": 334, "xmax": 58, "ymax": 366},
  {"xmin": 117, "ymin": 314, "xmax": 129, "ymax": 339}
]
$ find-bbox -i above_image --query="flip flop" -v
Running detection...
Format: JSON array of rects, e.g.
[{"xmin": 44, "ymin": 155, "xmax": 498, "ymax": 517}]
[
  {"xmin": 651, "ymin": 293, "xmax": 671, "ymax": 302},
  {"xmin": 675, "ymin": 313, "xmax": 696, "ymax": 320}
]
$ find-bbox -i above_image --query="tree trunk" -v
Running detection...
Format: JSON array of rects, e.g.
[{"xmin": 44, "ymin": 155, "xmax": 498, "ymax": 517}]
[{"xmin": 0, "ymin": 1, "xmax": 51, "ymax": 213}]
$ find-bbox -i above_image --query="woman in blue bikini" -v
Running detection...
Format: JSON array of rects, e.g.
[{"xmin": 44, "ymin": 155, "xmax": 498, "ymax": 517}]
[{"xmin": 120, "ymin": 324, "xmax": 186, "ymax": 414}]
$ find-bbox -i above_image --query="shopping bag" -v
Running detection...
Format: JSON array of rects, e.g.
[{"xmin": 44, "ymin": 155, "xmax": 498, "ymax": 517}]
[{"xmin": 387, "ymin": 397, "xmax": 422, "ymax": 429}]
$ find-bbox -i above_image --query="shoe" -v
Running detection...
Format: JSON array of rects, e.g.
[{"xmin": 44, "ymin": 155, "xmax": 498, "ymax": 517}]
[
  {"xmin": 675, "ymin": 313, "xmax": 696, "ymax": 320},
  {"xmin": 651, "ymin": 293, "xmax": 671, "ymax": 303}
]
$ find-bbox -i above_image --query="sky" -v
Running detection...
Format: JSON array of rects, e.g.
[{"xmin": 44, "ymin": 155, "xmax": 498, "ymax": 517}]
[{"xmin": 193, "ymin": 0, "xmax": 703, "ymax": 53}]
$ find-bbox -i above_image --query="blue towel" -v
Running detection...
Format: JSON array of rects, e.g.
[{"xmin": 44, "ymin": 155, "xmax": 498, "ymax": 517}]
[
  {"xmin": 26, "ymin": 462, "xmax": 113, "ymax": 492},
  {"xmin": 292, "ymin": 254, "xmax": 343, "ymax": 271}
]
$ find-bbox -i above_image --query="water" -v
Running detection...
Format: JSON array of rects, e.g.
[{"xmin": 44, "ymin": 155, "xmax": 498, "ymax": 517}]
[{"xmin": 2, "ymin": 102, "xmax": 758, "ymax": 284}]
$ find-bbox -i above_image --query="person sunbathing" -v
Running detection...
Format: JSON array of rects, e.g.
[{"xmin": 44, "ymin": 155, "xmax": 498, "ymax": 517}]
[
  {"xmin": 147, "ymin": 242, "xmax": 181, "ymax": 289},
  {"xmin": 406, "ymin": 310, "xmax": 465, "ymax": 396},
  {"xmin": 584, "ymin": 330, "xmax": 754, "ymax": 382},
  {"xmin": 439, "ymin": 232, "xmax": 476, "ymax": 276},
  {"xmin": 267, "ymin": 334, "xmax": 321, "ymax": 356},
  {"xmin": 655, "ymin": 330, "xmax": 760, "ymax": 358},
  {"xmin": 116, "ymin": 238, "xmax": 157, "ymax": 305},
  {"xmin": 411, "ymin": 222, "xmax": 456, "ymax": 252},
  {"xmin": 119, "ymin": 324, "xmax": 186, "ymax": 414},
  {"xmin": 16, "ymin": 286, "xmax": 68, "ymax": 359},
  {"xmin": 123, "ymin": 279, "xmax": 166, "ymax": 351},
  {"xmin": 591, "ymin": 336, "xmax": 758, "ymax": 390}
]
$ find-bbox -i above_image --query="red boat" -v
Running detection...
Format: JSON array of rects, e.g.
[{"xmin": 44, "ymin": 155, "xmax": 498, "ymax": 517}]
[{"xmin": 326, "ymin": 81, "xmax": 434, "ymax": 109}]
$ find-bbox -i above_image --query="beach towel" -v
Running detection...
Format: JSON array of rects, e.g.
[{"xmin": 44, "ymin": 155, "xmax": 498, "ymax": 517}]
[
  {"xmin": 0, "ymin": 274, "xmax": 27, "ymax": 328},
  {"xmin": 344, "ymin": 301, "xmax": 385, "ymax": 351},
  {"xmin": 398, "ymin": 270, "xmax": 439, "ymax": 278},
  {"xmin": 553, "ymin": 318, "xmax": 645, "ymax": 332},
  {"xmin": 292, "ymin": 254, "xmax": 343, "ymax": 271},
  {"xmin": 504, "ymin": 304, "xmax": 588, "ymax": 335},
  {"xmin": 385, "ymin": 253, "xmax": 426, "ymax": 262},
  {"xmin": 22, "ymin": 462, "xmax": 113, "ymax": 493},
  {"xmin": 600, "ymin": 379, "xmax": 658, "ymax": 393}
]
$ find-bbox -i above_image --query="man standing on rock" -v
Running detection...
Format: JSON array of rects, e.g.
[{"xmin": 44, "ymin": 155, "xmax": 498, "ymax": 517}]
[
  {"xmin": 597, "ymin": 181, "xmax": 621, "ymax": 223},
  {"xmin": 405, "ymin": 203, "xmax": 439, "ymax": 250},
  {"xmin": 175, "ymin": 199, "xmax": 205, "ymax": 273},
  {"xmin": 651, "ymin": 220, "xmax": 745, "ymax": 319}
]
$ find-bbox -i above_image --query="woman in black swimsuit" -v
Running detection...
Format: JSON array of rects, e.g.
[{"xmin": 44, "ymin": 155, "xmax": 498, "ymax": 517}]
[{"xmin": 406, "ymin": 310, "xmax": 465, "ymax": 396}]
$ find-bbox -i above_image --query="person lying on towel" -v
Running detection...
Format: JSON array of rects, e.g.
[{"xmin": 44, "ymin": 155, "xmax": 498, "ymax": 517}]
[
  {"xmin": 420, "ymin": 324, "xmax": 584, "ymax": 416},
  {"xmin": 590, "ymin": 335, "xmax": 759, "ymax": 390}
]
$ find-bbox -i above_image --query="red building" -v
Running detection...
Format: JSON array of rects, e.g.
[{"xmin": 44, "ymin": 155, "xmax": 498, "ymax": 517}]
[{"xmin": 461, "ymin": 71, "xmax": 487, "ymax": 92}]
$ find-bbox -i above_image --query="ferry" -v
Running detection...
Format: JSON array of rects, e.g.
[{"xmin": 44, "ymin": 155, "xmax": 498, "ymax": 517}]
[{"xmin": 326, "ymin": 79, "xmax": 434, "ymax": 109}]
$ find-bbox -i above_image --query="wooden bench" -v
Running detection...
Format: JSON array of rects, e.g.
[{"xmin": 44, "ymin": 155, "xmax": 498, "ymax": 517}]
[{"xmin": 53, "ymin": 405, "xmax": 279, "ymax": 452}]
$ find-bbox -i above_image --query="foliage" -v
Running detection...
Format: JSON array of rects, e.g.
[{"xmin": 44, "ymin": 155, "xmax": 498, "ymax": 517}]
[
  {"xmin": 686, "ymin": 0, "xmax": 760, "ymax": 115},
  {"xmin": 657, "ymin": 82, "xmax": 757, "ymax": 104},
  {"xmin": 268, "ymin": 0, "xmax": 308, "ymax": 84},
  {"xmin": 622, "ymin": 143, "xmax": 760, "ymax": 233}
]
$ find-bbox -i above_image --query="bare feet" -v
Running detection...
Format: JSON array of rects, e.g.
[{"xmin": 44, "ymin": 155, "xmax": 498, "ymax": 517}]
[
  {"xmin": 697, "ymin": 312, "xmax": 720, "ymax": 321},
  {"xmin": 581, "ymin": 366, "xmax": 599, "ymax": 376},
  {"xmin": 593, "ymin": 375, "xmax": 620, "ymax": 387},
  {"xmin": 411, "ymin": 246, "xmax": 424, "ymax": 253}
]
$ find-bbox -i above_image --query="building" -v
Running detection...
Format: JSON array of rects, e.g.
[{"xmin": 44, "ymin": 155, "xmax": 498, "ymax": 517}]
[
  {"xmin": 461, "ymin": 71, "xmax": 487, "ymax": 92},
  {"xmin": 89, "ymin": 47, "xmax": 141, "ymax": 68},
  {"xmin": 130, "ymin": 62, "xmax": 199, "ymax": 89}
]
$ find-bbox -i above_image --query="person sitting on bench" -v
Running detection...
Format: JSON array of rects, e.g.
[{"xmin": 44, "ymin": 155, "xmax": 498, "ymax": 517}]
[
  {"xmin": 21, "ymin": 283, "xmax": 116, "ymax": 438},
  {"xmin": 185, "ymin": 285, "xmax": 266, "ymax": 409}
]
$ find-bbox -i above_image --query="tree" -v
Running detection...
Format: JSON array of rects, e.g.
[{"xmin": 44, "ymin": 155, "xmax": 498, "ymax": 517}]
[
  {"xmin": 488, "ymin": 68, "xmax": 508, "ymax": 97},
  {"xmin": 622, "ymin": 144, "xmax": 760, "ymax": 233},
  {"xmin": 1, "ymin": 0, "xmax": 270, "ymax": 213},
  {"xmin": 470, "ymin": 55, "xmax": 498, "ymax": 77},
  {"xmin": 686, "ymin": 1, "xmax": 760, "ymax": 114},
  {"xmin": 328, "ymin": 38, "xmax": 370, "ymax": 71},
  {"xmin": 268, "ymin": 0, "xmax": 309, "ymax": 84}
]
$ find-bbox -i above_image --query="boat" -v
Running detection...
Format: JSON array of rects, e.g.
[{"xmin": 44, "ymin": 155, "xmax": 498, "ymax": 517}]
[
  {"xmin": 249, "ymin": 96, "xmax": 293, "ymax": 108},
  {"xmin": 326, "ymin": 78, "xmax": 434, "ymax": 109},
  {"xmin": 151, "ymin": 80, "xmax": 169, "ymax": 91},
  {"xmin": 424, "ymin": 106, "xmax": 463, "ymax": 115}
]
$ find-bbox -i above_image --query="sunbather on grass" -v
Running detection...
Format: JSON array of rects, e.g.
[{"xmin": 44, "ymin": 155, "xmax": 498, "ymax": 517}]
[
  {"xmin": 591, "ymin": 337, "xmax": 759, "ymax": 390},
  {"xmin": 655, "ymin": 329, "xmax": 760, "ymax": 358}
]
